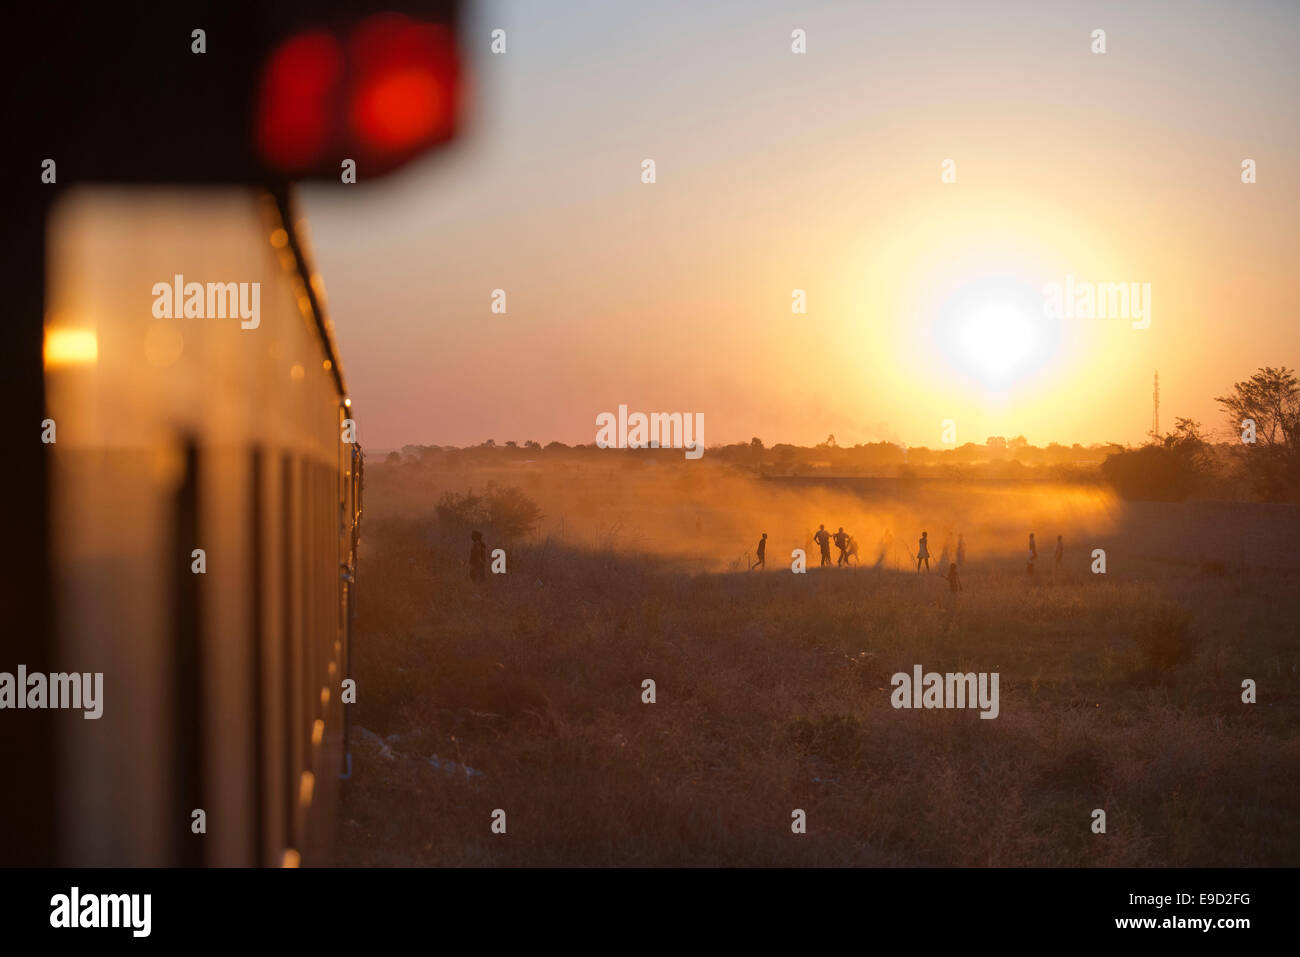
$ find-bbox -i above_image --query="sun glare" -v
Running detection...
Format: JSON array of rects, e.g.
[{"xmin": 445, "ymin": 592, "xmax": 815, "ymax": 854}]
[
  {"xmin": 960, "ymin": 302, "xmax": 1036, "ymax": 383},
  {"xmin": 924, "ymin": 270, "xmax": 1058, "ymax": 398}
]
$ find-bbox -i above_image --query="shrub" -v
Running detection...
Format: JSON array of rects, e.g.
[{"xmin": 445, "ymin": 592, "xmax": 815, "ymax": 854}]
[
  {"xmin": 483, "ymin": 483, "xmax": 543, "ymax": 539},
  {"xmin": 435, "ymin": 488, "xmax": 488, "ymax": 530},
  {"xmin": 435, "ymin": 483, "xmax": 542, "ymax": 540},
  {"xmin": 1133, "ymin": 605, "xmax": 1199, "ymax": 671},
  {"xmin": 1101, "ymin": 420, "xmax": 1209, "ymax": 502},
  {"xmin": 783, "ymin": 713, "xmax": 867, "ymax": 769}
]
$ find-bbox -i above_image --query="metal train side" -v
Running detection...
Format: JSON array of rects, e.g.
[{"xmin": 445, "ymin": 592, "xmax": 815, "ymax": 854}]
[{"xmin": 42, "ymin": 186, "xmax": 358, "ymax": 866}]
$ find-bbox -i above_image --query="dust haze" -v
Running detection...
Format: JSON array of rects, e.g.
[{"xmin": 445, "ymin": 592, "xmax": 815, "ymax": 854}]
[{"xmin": 368, "ymin": 457, "xmax": 1121, "ymax": 571}]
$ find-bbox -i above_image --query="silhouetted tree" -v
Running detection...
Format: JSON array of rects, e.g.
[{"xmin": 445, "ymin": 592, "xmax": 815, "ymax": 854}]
[
  {"xmin": 1215, "ymin": 367, "xmax": 1300, "ymax": 448},
  {"xmin": 1216, "ymin": 368, "xmax": 1300, "ymax": 501}
]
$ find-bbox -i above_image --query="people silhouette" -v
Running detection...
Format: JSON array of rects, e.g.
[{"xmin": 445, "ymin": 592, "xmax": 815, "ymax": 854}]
[
  {"xmin": 878, "ymin": 528, "xmax": 895, "ymax": 570},
  {"xmin": 941, "ymin": 560, "xmax": 962, "ymax": 625},
  {"xmin": 751, "ymin": 532, "xmax": 767, "ymax": 570},
  {"xmin": 470, "ymin": 530, "xmax": 486, "ymax": 583},
  {"xmin": 833, "ymin": 526, "xmax": 850, "ymax": 566},
  {"xmin": 845, "ymin": 534, "xmax": 859, "ymax": 566},
  {"xmin": 917, "ymin": 531, "xmax": 930, "ymax": 572},
  {"xmin": 939, "ymin": 532, "xmax": 954, "ymax": 570},
  {"xmin": 1026, "ymin": 533, "xmax": 1037, "ymax": 577},
  {"xmin": 814, "ymin": 524, "xmax": 832, "ymax": 566}
]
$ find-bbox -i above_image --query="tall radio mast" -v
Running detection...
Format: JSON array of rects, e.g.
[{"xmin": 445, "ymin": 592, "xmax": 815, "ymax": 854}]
[{"xmin": 1152, "ymin": 370, "xmax": 1160, "ymax": 437}]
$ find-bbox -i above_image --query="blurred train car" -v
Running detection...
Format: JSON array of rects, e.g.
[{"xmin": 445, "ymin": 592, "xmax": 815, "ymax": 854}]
[
  {"xmin": 2, "ymin": 1, "xmax": 460, "ymax": 866},
  {"xmin": 43, "ymin": 188, "xmax": 361, "ymax": 866}
]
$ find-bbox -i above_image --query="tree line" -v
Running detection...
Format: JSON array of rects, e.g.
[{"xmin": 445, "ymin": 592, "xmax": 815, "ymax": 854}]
[
  {"xmin": 1101, "ymin": 367, "xmax": 1300, "ymax": 503},
  {"xmin": 382, "ymin": 367, "xmax": 1299, "ymax": 502}
]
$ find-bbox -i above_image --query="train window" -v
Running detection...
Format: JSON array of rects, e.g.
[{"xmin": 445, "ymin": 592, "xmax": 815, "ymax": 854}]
[
  {"xmin": 171, "ymin": 441, "xmax": 204, "ymax": 867},
  {"xmin": 281, "ymin": 453, "xmax": 298, "ymax": 852},
  {"xmin": 301, "ymin": 460, "xmax": 315, "ymax": 769},
  {"xmin": 249, "ymin": 448, "xmax": 267, "ymax": 866}
]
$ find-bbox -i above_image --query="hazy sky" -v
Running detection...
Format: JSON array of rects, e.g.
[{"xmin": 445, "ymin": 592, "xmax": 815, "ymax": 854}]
[{"xmin": 303, "ymin": 0, "xmax": 1300, "ymax": 452}]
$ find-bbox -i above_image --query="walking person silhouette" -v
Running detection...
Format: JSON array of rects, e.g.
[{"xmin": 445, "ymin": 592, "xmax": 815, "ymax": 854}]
[
  {"xmin": 751, "ymin": 532, "xmax": 767, "ymax": 570},
  {"xmin": 834, "ymin": 526, "xmax": 850, "ymax": 566},
  {"xmin": 814, "ymin": 524, "xmax": 832, "ymax": 567},
  {"xmin": 941, "ymin": 561, "xmax": 962, "ymax": 627},
  {"xmin": 470, "ymin": 530, "xmax": 487, "ymax": 583}
]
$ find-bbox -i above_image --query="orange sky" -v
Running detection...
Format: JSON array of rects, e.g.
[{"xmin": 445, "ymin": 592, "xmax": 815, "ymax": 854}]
[{"xmin": 303, "ymin": 0, "xmax": 1300, "ymax": 452}]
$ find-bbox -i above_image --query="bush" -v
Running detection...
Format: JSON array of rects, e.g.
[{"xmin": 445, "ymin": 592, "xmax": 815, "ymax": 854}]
[
  {"xmin": 784, "ymin": 713, "xmax": 867, "ymax": 769},
  {"xmin": 1101, "ymin": 446, "xmax": 1197, "ymax": 501},
  {"xmin": 435, "ymin": 482, "xmax": 542, "ymax": 540},
  {"xmin": 1101, "ymin": 420, "xmax": 1209, "ymax": 502},
  {"xmin": 435, "ymin": 488, "xmax": 488, "ymax": 530},
  {"xmin": 1133, "ymin": 605, "xmax": 1199, "ymax": 671},
  {"xmin": 483, "ymin": 483, "xmax": 543, "ymax": 539}
]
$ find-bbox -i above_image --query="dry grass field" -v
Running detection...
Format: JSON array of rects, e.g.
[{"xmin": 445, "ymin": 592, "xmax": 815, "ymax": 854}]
[{"xmin": 335, "ymin": 460, "xmax": 1300, "ymax": 866}]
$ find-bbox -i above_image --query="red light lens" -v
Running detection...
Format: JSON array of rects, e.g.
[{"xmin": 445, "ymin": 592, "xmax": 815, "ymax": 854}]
[
  {"xmin": 348, "ymin": 16, "xmax": 458, "ymax": 157},
  {"xmin": 255, "ymin": 15, "xmax": 459, "ymax": 176},
  {"xmin": 352, "ymin": 66, "xmax": 447, "ymax": 151},
  {"xmin": 255, "ymin": 31, "xmax": 344, "ymax": 172}
]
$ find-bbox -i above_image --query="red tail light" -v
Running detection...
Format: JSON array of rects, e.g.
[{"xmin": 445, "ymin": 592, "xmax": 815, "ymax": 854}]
[
  {"xmin": 256, "ymin": 13, "xmax": 460, "ymax": 177},
  {"xmin": 256, "ymin": 31, "xmax": 345, "ymax": 172},
  {"xmin": 349, "ymin": 16, "xmax": 457, "ymax": 153}
]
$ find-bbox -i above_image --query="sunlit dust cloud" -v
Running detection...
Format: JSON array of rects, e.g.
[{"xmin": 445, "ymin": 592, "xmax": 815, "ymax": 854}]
[{"xmin": 366, "ymin": 460, "xmax": 1122, "ymax": 572}]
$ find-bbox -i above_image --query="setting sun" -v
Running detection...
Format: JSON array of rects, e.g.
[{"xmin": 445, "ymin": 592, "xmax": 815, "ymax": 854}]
[{"xmin": 960, "ymin": 302, "xmax": 1039, "ymax": 385}]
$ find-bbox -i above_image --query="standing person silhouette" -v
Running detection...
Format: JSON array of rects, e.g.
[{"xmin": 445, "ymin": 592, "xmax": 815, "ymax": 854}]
[
  {"xmin": 833, "ymin": 526, "xmax": 850, "ymax": 566},
  {"xmin": 880, "ymin": 528, "xmax": 895, "ymax": 570},
  {"xmin": 470, "ymin": 530, "xmax": 487, "ymax": 583},
  {"xmin": 814, "ymin": 524, "xmax": 832, "ymax": 567},
  {"xmin": 941, "ymin": 561, "xmax": 962, "ymax": 626},
  {"xmin": 917, "ymin": 531, "xmax": 930, "ymax": 572},
  {"xmin": 1026, "ymin": 532, "xmax": 1037, "ymax": 577},
  {"xmin": 751, "ymin": 532, "xmax": 767, "ymax": 570}
]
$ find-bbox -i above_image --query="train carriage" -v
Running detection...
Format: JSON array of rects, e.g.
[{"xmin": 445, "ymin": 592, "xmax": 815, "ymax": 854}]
[
  {"xmin": 41, "ymin": 187, "xmax": 360, "ymax": 866},
  {"xmin": 2, "ymin": 0, "xmax": 458, "ymax": 867}
]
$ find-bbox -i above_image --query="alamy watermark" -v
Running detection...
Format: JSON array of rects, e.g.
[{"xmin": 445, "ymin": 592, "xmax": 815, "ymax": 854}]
[
  {"xmin": 890, "ymin": 665, "xmax": 999, "ymax": 719},
  {"xmin": 152, "ymin": 274, "xmax": 260, "ymax": 329},
  {"xmin": 0, "ymin": 666, "xmax": 103, "ymax": 719},
  {"xmin": 50, "ymin": 887, "xmax": 150, "ymax": 937},
  {"xmin": 595, "ymin": 404, "xmax": 704, "ymax": 459},
  {"xmin": 1043, "ymin": 274, "xmax": 1150, "ymax": 329}
]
